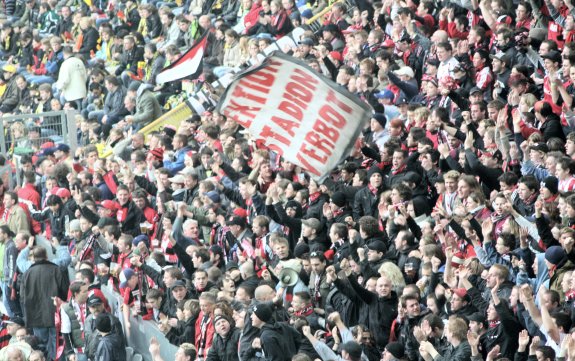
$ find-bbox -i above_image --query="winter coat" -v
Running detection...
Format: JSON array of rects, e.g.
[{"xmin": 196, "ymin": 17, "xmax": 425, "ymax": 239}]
[
  {"xmin": 0, "ymin": 76, "xmax": 20, "ymax": 113},
  {"xmin": 20, "ymin": 259, "xmax": 69, "ymax": 328},
  {"xmin": 56, "ymin": 55, "xmax": 87, "ymax": 101},
  {"xmin": 132, "ymin": 85, "xmax": 163, "ymax": 126},
  {"xmin": 260, "ymin": 321, "xmax": 302, "ymax": 361},
  {"xmin": 353, "ymin": 186, "xmax": 382, "ymax": 220},
  {"xmin": 116, "ymin": 200, "xmax": 145, "ymax": 237},
  {"xmin": 206, "ymin": 327, "xmax": 241, "ymax": 361},
  {"xmin": 78, "ymin": 27, "xmax": 99, "ymax": 59},
  {"xmin": 479, "ymin": 302, "xmax": 520, "ymax": 359},
  {"xmin": 346, "ymin": 275, "xmax": 398, "ymax": 349}
]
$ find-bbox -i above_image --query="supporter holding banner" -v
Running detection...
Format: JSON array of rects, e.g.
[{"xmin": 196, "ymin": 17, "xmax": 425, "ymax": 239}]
[{"xmin": 216, "ymin": 52, "xmax": 371, "ymax": 180}]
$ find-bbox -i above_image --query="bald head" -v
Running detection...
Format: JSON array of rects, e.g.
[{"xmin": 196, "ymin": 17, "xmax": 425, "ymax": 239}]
[
  {"xmin": 199, "ymin": 15, "xmax": 211, "ymax": 29},
  {"xmin": 5, "ymin": 346, "xmax": 25, "ymax": 361},
  {"xmin": 254, "ymin": 285, "xmax": 275, "ymax": 302},
  {"xmin": 431, "ymin": 30, "xmax": 448, "ymax": 44},
  {"xmin": 240, "ymin": 259, "xmax": 255, "ymax": 279}
]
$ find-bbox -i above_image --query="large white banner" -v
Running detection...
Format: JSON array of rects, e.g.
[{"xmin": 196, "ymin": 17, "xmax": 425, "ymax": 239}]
[{"xmin": 216, "ymin": 52, "xmax": 371, "ymax": 180}]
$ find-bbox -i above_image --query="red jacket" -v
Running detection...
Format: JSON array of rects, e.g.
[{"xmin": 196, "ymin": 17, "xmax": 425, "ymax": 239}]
[
  {"xmin": 195, "ymin": 311, "xmax": 215, "ymax": 358},
  {"xmin": 18, "ymin": 183, "xmax": 41, "ymax": 209}
]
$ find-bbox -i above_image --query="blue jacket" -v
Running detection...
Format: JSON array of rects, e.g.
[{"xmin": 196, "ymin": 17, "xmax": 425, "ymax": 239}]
[{"xmin": 163, "ymin": 145, "xmax": 192, "ymax": 175}]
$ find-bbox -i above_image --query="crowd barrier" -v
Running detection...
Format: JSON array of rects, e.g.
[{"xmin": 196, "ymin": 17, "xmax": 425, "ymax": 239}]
[{"xmin": 101, "ymin": 285, "xmax": 179, "ymax": 361}]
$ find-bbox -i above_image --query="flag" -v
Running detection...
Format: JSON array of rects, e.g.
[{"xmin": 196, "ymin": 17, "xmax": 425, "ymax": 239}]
[
  {"xmin": 216, "ymin": 52, "xmax": 371, "ymax": 180},
  {"xmin": 156, "ymin": 31, "xmax": 208, "ymax": 84}
]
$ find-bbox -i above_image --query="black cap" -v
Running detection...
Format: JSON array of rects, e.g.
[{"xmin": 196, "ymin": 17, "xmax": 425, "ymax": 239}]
[
  {"xmin": 366, "ymin": 240, "xmax": 387, "ymax": 253},
  {"xmin": 469, "ymin": 86, "xmax": 482, "ymax": 95},
  {"xmin": 253, "ymin": 303, "xmax": 273, "ymax": 323},
  {"xmin": 541, "ymin": 50, "xmax": 562, "ymax": 63},
  {"xmin": 170, "ymin": 280, "xmax": 187, "ymax": 290},
  {"xmin": 226, "ymin": 261, "xmax": 239, "ymax": 271},
  {"xmin": 5, "ymin": 316, "xmax": 24, "ymax": 326},
  {"xmin": 87, "ymin": 294, "xmax": 104, "ymax": 307},
  {"xmin": 466, "ymin": 312, "xmax": 487, "ymax": 326}
]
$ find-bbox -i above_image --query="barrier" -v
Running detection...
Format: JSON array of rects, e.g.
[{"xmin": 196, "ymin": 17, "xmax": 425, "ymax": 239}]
[{"xmin": 101, "ymin": 285, "xmax": 179, "ymax": 361}]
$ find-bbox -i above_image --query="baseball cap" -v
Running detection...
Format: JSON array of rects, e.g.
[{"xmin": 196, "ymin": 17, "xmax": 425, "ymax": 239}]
[
  {"xmin": 375, "ymin": 89, "xmax": 395, "ymax": 100},
  {"xmin": 394, "ymin": 66, "xmax": 415, "ymax": 78},
  {"xmin": 98, "ymin": 199, "xmax": 119, "ymax": 211},
  {"xmin": 119, "ymin": 268, "xmax": 136, "ymax": 288},
  {"xmin": 298, "ymin": 37, "xmax": 314, "ymax": 46}
]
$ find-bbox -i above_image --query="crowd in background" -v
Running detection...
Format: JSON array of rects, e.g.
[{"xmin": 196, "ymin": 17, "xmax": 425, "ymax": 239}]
[{"xmin": 2, "ymin": 0, "xmax": 575, "ymax": 359}]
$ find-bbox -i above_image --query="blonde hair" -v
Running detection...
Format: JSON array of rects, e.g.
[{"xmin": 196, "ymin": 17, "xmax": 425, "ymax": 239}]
[
  {"xmin": 520, "ymin": 93, "xmax": 537, "ymax": 109},
  {"xmin": 378, "ymin": 262, "xmax": 406, "ymax": 294}
]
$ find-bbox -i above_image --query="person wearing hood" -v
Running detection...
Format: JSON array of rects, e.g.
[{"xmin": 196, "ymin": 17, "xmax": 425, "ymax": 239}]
[
  {"xmin": 301, "ymin": 218, "xmax": 329, "ymax": 253},
  {"xmin": 205, "ymin": 314, "xmax": 241, "ymax": 361},
  {"xmin": 124, "ymin": 81, "xmax": 163, "ymax": 130},
  {"xmin": 353, "ymin": 167, "xmax": 384, "ymax": 220},
  {"xmin": 251, "ymin": 303, "xmax": 301, "ymax": 361},
  {"xmin": 545, "ymin": 245, "xmax": 575, "ymax": 300}
]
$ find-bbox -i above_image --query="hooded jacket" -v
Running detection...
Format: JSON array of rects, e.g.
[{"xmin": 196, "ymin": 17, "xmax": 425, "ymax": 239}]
[{"xmin": 260, "ymin": 321, "xmax": 301, "ymax": 361}]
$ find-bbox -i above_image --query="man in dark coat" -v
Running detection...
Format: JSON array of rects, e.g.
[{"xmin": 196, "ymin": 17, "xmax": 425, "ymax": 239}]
[
  {"xmin": 251, "ymin": 303, "xmax": 302, "ymax": 361},
  {"xmin": 115, "ymin": 184, "xmax": 145, "ymax": 237},
  {"xmin": 20, "ymin": 246, "xmax": 69, "ymax": 361},
  {"xmin": 206, "ymin": 314, "xmax": 242, "ymax": 361}
]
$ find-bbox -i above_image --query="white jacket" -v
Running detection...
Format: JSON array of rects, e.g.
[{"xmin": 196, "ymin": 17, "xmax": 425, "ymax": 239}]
[{"xmin": 56, "ymin": 56, "xmax": 88, "ymax": 101}]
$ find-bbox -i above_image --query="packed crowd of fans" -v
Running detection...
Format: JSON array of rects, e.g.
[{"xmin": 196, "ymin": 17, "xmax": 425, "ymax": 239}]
[{"xmin": 3, "ymin": 0, "xmax": 575, "ymax": 359}]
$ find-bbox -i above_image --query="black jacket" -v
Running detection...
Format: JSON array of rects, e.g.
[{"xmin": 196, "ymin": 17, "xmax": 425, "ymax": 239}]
[
  {"xmin": 206, "ymin": 327, "xmax": 242, "ymax": 361},
  {"xmin": 116, "ymin": 200, "xmax": 145, "ymax": 237},
  {"xmin": 115, "ymin": 46, "xmax": 145, "ymax": 76},
  {"xmin": 260, "ymin": 321, "xmax": 301, "ymax": 361},
  {"xmin": 78, "ymin": 27, "xmax": 99, "ymax": 59},
  {"xmin": 353, "ymin": 185, "xmax": 382, "ymax": 220},
  {"xmin": 166, "ymin": 315, "xmax": 197, "ymax": 346},
  {"xmin": 347, "ymin": 275, "xmax": 398, "ymax": 349},
  {"xmin": 21, "ymin": 259, "xmax": 69, "ymax": 328},
  {"xmin": 305, "ymin": 193, "xmax": 329, "ymax": 220},
  {"xmin": 479, "ymin": 302, "xmax": 520, "ymax": 359}
]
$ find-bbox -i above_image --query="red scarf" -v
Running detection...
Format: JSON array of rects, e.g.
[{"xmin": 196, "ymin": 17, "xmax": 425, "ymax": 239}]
[
  {"xmin": 309, "ymin": 191, "xmax": 322, "ymax": 203},
  {"xmin": 391, "ymin": 164, "xmax": 406, "ymax": 175},
  {"xmin": 367, "ymin": 184, "xmax": 379, "ymax": 196},
  {"xmin": 294, "ymin": 305, "xmax": 314, "ymax": 317},
  {"xmin": 489, "ymin": 320, "xmax": 500, "ymax": 328}
]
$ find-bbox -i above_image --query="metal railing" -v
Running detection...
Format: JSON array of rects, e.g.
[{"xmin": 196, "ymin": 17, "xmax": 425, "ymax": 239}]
[{"xmin": 0, "ymin": 110, "xmax": 78, "ymax": 155}]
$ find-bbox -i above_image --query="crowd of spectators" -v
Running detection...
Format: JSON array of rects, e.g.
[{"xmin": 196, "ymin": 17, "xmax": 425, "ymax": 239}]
[{"xmin": 4, "ymin": 0, "xmax": 575, "ymax": 359}]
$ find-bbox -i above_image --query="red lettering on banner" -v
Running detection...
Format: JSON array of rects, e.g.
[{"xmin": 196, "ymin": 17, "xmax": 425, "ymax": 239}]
[
  {"xmin": 313, "ymin": 119, "xmax": 339, "ymax": 145},
  {"xmin": 270, "ymin": 116, "xmax": 298, "ymax": 138},
  {"xmin": 296, "ymin": 149, "xmax": 321, "ymax": 176},
  {"xmin": 277, "ymin": 103, "xmax": 303, "ymax": 123},
  {"xmin": 226, "ymin": 99, "xmax": 257, "ymax": 128},
  {"xmin": 231, "ymin": 84, "xmax": 266, "ymax": 105},
  {"xmin": 304, "ymin": 132, "xmax": 332, "ymax": 160},
  {"xmin": 326, "ymin": 89, "xmax": 353, "ymax": 114},
  {"xmin": 292, "ymin": 68, "xmax": 319, "ymax": 90},
  {"xmin": 319, "ymin": 104, "xmax": 346, "ymax": 128},
  {"xmin": 244, "ymin": 66, "xmax": 279, "ymax": 87},
  {"xmin": 243, "ymin": 78, "xmax": 272, "ymax": 95},
  {"xmin": 260, "ymin": 125, "xmax": 291, "ymax": 146}
]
